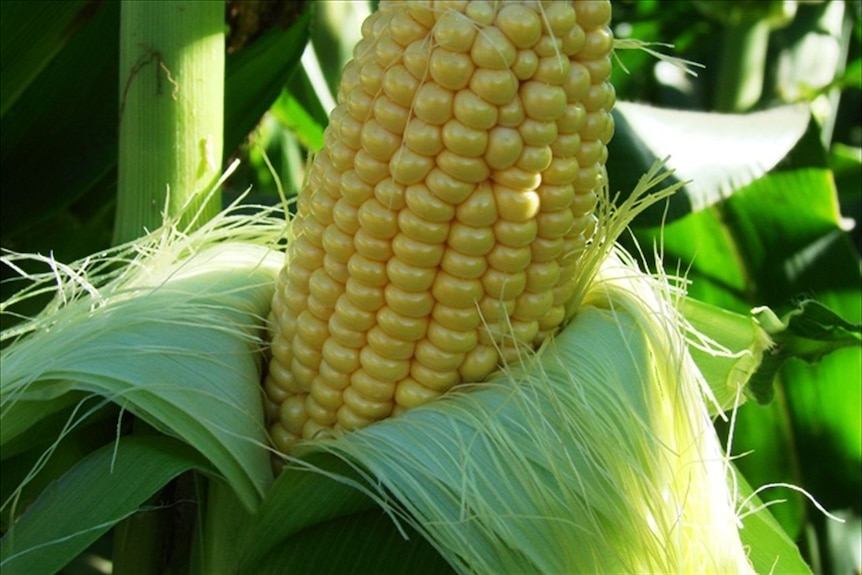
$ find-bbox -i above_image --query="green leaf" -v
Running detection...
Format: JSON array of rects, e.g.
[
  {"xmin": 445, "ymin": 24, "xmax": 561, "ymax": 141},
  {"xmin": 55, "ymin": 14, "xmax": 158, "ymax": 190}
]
[
  {"xmin": 0, "ymin": 394, "xmax": 84, "ymax": 457},
  {"xmin": 634, "ymin": 167, "xmax": 851, "ymax": 310},
  {"xmin": 0, "ymin": 435, "xmax": 208, "ymax": 575},
  {"xmin": 237, "ymin": 453, "xmax": 375, "ymax": 570},
  {"xmin": 681, "ymin": 297, "xmax": 773, "ymax": 414},
  {"xmin": 0, "ymin": 400, "xmax": 117, "ymax": 533},
  {"xmin": 837, "ymin": 56, "xmax": 862, "ymax": 89},
  {"xmin": 308, "ymin": 1, "xmax": 370, "ymax": 98},
  {"xmin": 0, "ymin": 0, "xmax": 90, "ymax": 117},
  {"xmin": 608, "ymin": 102, "xmax": 811, "ymax": 224},
  {"xmin": 269, "ymin": 68, "xmax": 327, "ymax": 152},
  {"xmin": 0, "ymin": 0, "xmax": 120, "ymax": 239},
  {"xmin": 223, "ymin": 10, "xmax": 311, "ymax": 159},
  {"xmin": 237, "ymin": 452, "xmax": 452, "ymax": 574},
  {"xmin": 762, "ymin": 299, "xmax": 861, "ymax": 346},
  {"xmin": 248, "ymin": 508, "xmax": 453, "ymax": 575},
  {"xmin": 736, "ymin": 472, "xmax": 814, "ymax": 574}
]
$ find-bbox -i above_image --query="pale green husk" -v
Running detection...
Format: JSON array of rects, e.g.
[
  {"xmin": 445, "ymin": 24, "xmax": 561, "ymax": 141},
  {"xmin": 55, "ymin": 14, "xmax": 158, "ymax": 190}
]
[
  {"xmin": 302, "ymin": 248, "xmax": 757, "ymax": 574},
  {"xmin": 1, "ymin": 202, "xmax": 286, "ymax": 509},
  {"xmin": 0, "ymin": 164, "xmax": 780, "ymax": 572},
  {"xmin": 283, "ymin": 162, "xmax": 769, "ymax": 573}
]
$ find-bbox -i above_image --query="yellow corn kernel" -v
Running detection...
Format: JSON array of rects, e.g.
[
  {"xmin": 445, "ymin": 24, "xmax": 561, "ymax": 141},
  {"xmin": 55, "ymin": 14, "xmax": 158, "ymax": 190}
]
[
  {"xmin": 404, "ymin": 182, "xmax": 455, "ymax": 222},
  {"xmin": 392, "ymin": 233, "xmax": 445, "ymax": 267},
  {"xmin": 426, "ymin": 167, "xmax": 475, "ymax": 204},
  {"xmin": 426, "ymin": 322, "xmax": 478, "ymax": 354},
  {"xmin": 432, "ymin": 302, "xmax": 482, "ymax": 330},
  {"xmin": 430, "ymin": 48, "xmax": 475, "ymax": 91},
  {"xmin": 403, "ymin": 39, "xmax": 431, "ymax": 79},
  {"xmin": 384, "ymin": 284, "xmax": 435, "ymax": 318},
  {"xmin": 399, "ymin": 209, "xmax": 450, "ymax": 243},
  {"xmin": 386, "ymin": 257, "xmax": 437, "ymax": 291},
  {"xmin": 414, "ymin": 338, "xmax": 466, "ymax": 370},
  {"xmin": 411, "ymin": 361, "xmax": 461, "ymax": 390},
  {"xmin": 447, "ymin": 223, "xmax": 495, "ymax": 256},
  {"xmin": 442, "ymin": 118, "xmax": 489, "ymax": 158},
  {"xmin": 431, "ymin": 272, "xmax": 483, "ymax": 308},
  {"xmin": 469, "ymin": 68, "xmax": 518, "ymax": 106},
  {"xmin": 496, "ymin": 4, "xmax": 542, "ymax": 48},
  {"xmin": 265, "ymin": 0, "xmax": 615, "ymax": 452},
  {"xmin": 413, "ymin": 82, "xmax": 455, "ymax": 125},
  {"xmin": 511, "ymin": 48, "xmax": 539, "ymax": 80},
  {"xmin": 498, "ymin": 98, "xmax": 526, "ymax": 130},
  {"xmin": 367, "ymin": 324, "xmax": 416, "ymax": 360},
  {"xmin": 395, "ymin": 377, "xmax": 442, "ymax": 408},
  {"xmin": 434, "ymin": 10, "xmax": 476, "ymax": 52},
  {"xmin": 360, "ymin": 346, "xmax": 410, "ymax": 381},
  {"xmin": 440, "ymin": 249, "xmax": 488, "ymax": 280},
  {"xmin": 494, "ymin": 219, "xmax": 537, "ymax": 247},
  {"xmin": 352, "ymin": 368, "xmax": 398, "ymax": 402},
  {"xmin": 471, "ymin": 27, "xmax": 517, "ymax": 70},
  {"xmin": 403, "ymin": 118, "xmax": 444, "ymax": 157},
  {"xmin": 342, "ymin": 386, "xmax": 393, "ymax": 421},
  {"xmin": 485, "ymin": 126, "xmax": 523, "ymax": 171},
  {"xmin": 453, "ymin": 89, "xmax": 499, "ymax": 131},
  {"xmin": 390, "ymin": 11, "xmax": 427, "ymax": 46},
  {"xmin": 377, "ymin": 306, "xmax": 429, "ymax": 341},
  {"xmin": 521, "ymin": 82, "xmax": 567, "ymax": 121}
]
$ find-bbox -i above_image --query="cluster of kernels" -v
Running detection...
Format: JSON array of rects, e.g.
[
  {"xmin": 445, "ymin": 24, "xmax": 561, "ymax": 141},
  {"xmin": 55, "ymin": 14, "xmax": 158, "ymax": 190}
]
[{"xmin": 264, "ymin": 0, "xmax": 615, "ymax": 452}]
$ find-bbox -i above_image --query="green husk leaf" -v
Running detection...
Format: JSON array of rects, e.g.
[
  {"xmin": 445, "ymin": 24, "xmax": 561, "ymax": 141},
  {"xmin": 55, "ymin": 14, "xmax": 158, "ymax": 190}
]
[
  {"xmin": 735, "ymin": 473, "xmax": 814, "ymax": 575},
  {"xmin": 682, "ymin": 297, "xmax": 775, "ymax": 414},
  {"xmin": 237, "ymin": 452, "xmax": 375, "ymax": 568},
  {"xmin": 247, "ymin": 508, "xmax": 452, "ymax": 575},
  {"xmin": 749, "ymin": 300, "xmax": 862, "ymax": 403},
  {"xmin": 0, "ymin": 394, "xmax": 83, "ymax": 457},
  {"xmin": 0, "ymin": 435, "xmax": 209, "ymax": 575},
  {"xmin": 300, "ymin": 251, "xmax": 762, "ymax": 574},
  {"xmin": 1, "ymin": 202, "xmax": 286, "ymax": 510},
  {"xmin": 236, "ymin": 452, "xmax": 452, "ymax": 574}
]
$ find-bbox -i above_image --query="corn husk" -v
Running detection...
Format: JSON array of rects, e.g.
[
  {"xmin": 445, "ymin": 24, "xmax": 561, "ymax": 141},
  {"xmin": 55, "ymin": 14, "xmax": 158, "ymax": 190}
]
[{"xmin": 1, "ymin": 164, "xmax": 783, "ymax": 573}]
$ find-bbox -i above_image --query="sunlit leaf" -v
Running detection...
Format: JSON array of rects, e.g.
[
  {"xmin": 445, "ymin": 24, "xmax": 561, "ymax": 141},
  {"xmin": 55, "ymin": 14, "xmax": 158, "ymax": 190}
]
[{"xmin": 608, "ymin": 102, "xmax": 811, "ymax": 224}]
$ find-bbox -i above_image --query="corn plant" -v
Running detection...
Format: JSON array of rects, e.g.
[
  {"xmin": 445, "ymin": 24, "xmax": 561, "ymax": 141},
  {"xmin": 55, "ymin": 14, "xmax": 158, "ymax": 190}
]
[{"xmin": 1, "ymin": 1, "xmax": 860, "ymax": 574}]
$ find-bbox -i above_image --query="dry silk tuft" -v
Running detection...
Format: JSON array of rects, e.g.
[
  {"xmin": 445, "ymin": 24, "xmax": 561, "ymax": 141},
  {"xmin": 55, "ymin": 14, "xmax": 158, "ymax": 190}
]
[{"xmin": 265, "ymin": 0, "xmax": 616, "ymax": 451}]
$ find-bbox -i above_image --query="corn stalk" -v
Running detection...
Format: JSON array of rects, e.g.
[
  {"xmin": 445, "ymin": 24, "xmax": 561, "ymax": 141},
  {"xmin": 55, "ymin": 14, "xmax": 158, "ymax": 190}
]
[{"xmin": 113, "ymin": 0, "xmax": 225, "ymax": 245}]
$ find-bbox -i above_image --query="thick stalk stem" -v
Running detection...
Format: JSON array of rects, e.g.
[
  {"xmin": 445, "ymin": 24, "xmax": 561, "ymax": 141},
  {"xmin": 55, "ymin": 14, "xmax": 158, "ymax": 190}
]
[
  {"xmin": 111, "ymin": 2, "xmax": 225, "ymax": 569},
  {"xmin": 113, "ymin": 1, "xmax": 225, "ymax": 245}
]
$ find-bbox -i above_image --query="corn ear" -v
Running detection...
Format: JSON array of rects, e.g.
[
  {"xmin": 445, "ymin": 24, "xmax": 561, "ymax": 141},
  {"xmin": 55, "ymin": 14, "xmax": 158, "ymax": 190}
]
[
  {"xmin": 266, "ymin": 0, "xmax": 617, "ymax": 451},
  {"xmin": 302, "ymin": 248, "xmax": 760, "ymax": 574}
]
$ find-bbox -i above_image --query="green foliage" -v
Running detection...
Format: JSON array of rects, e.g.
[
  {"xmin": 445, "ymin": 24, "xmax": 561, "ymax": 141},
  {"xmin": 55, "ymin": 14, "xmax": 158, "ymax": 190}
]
[
  {"xmin": 1, "ymin": 1, "xmax": 860, "ymax": 573},
  {"xmin": 611, "ymin": 2, "xmax": 861, "ymax": 572}
]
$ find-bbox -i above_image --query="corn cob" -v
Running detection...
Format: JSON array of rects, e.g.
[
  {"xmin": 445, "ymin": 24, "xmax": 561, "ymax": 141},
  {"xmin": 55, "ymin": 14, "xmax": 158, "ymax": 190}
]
[{"xmin": 265, "ymin": 0, "xmax": 615, "ymax": 452}]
